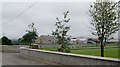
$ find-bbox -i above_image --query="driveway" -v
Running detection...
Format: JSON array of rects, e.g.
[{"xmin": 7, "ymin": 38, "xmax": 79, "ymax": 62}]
[{"xmin": 2, "ymin": 53, "xmax": 58, "ymax": 65}]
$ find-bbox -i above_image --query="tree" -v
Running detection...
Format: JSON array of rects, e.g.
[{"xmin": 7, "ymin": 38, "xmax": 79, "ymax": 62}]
[
  {"xmin": 19, "ymin": 23, "xmax": 38, "ymax": 45},
  {"xmin": 1, "ymin": 36, "xmax": 12, "ymax": 45},
  {"xmin": 89, "ymin": 0, "xmax": 119, "ymax": 57},
  {"xmin": 52, "ymin": 11, "xmax": 71, "ymax": 52}
]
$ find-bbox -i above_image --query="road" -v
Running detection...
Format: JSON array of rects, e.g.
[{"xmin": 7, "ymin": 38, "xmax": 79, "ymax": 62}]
[{"xmin": 2, "ymin": 53, "xmax": 58, "ymax": 65}]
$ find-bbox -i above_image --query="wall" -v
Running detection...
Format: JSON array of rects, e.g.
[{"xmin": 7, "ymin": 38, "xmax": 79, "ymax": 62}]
[
  {"xmin": 40, "ymin": 44, "xmax": 60, "ymax": 48},
  {"xmin": 39, "ymin": 43, "xmax": 118, "ymax": 48},
  {"xmin": 39, "ymin": 44, "xmax": 99, "ymax": 48},
  {"xmin": 0, "ymin": 45, "xmax": 2, "ymax": 52},
  {"xmin": 1, "ymin": 45, "xmax": 28, "ymax": 53},
  {"xmin": 20, "ymin": 47, "xmax": 119, "ymax": 65}
]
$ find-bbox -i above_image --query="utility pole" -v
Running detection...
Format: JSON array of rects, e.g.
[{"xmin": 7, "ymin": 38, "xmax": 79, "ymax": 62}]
[
  {"xmin": 3, "ymin": 33, "xmax": 5, "ymax": 36},
  {"xmin": 118, "ymin": 1, "xmax": 120, "ymax": 44}
]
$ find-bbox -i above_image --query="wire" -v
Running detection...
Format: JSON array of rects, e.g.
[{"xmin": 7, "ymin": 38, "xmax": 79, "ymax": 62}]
[{"xmin": 9, "ymin": 2, "xmax": 37, "ymax": 22}]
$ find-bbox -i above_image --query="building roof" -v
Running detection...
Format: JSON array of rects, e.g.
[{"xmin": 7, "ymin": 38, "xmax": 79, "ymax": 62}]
[
  {"xmin": 40, "ymin": 35, "xmax": 56, "ymax": 40},
  {"xmin": 35, "ymin": 35, "xmax": 56, "ymax": 44}
]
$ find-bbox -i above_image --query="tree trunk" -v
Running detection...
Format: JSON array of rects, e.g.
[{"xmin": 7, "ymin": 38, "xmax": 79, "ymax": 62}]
[{"xmin": 100, "ymin": 40, "xmax": 104, "ymax": 57}]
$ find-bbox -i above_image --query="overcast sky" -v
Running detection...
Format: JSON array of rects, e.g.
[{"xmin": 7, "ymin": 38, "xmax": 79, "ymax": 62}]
[{"xmin": 1, "ymin": 0, "xmax": 119, "ymax": 39}]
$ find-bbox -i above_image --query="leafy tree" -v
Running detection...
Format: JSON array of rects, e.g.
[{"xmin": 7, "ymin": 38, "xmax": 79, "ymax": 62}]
[
  {"xmin": 89, "ymin": 0, "xmax": 119, "ymax": 57},
  {"xmin": 19, "ymin": 23, "xmax": 38, "ymax": 45},
  {"xmin": 1, "ymin": 36, "xmax": 12, "ymax": 45},
  {"xmin": 52, "ymin": 11, "xmax": 71, "ymax": 52}
]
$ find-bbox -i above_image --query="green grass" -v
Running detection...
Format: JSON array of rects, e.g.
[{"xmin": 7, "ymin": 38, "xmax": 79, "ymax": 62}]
[
  {"xmin": 104, "ymin": 48, "xmax": 119, "ymax": 58},
  {"xmin": 40, "ymin": 45, "xmax": 119, "ymax": 58},
  {"xmin": 71, "ymin": 48, "xmax": 119, "ymax": 58},
  {"xmin": 71, "ymin": 49, "xmax": 101, "ymax": 56}
]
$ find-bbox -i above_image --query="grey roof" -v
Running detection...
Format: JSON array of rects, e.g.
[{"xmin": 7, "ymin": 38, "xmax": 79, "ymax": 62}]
[{"xmin": 40, "ymin": 35, "xmax": 56, "ymax": 40}]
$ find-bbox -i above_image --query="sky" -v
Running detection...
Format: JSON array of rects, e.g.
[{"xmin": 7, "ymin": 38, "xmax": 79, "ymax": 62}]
[{"xmin": 1, "ymin": 0, "xmax": 119, "ymax": 39}]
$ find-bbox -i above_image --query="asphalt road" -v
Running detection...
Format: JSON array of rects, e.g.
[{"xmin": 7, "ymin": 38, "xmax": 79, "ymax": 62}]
[{"xmin": 2, "ymin": 53, "xmax": 58, "ymax": 65}]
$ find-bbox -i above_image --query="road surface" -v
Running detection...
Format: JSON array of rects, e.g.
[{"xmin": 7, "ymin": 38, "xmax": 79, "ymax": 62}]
[{"xmin": 2, "ymin": 53, "xmax": 58, "ymax": 65}]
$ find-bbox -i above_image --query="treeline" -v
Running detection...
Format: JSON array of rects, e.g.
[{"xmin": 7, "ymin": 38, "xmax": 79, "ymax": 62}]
[
  {"xmin": 0, "ymin": 36, "xmax": 30, "ymax": 45},
  {"xmin": 0, "ymin": 36, "xmax": 12, "ymax": 45}
]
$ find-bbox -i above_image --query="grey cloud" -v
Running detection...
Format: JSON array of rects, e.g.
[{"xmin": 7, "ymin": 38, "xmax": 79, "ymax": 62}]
[{"xmin": 2, "ymin": 2, "xmax": 118, "ymax": 39}]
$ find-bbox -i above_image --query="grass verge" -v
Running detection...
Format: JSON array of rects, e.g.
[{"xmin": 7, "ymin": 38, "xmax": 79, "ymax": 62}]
[{"xmin": 40, "ymin": 45, "xmax": 119, "ymax": 58}]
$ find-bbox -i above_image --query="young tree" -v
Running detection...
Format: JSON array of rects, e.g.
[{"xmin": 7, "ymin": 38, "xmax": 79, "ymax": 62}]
[
  {"xmin": 89, "ymin": 0, "xmax": 119, "ymax": 57},
  {"xmin": 19, "ymin": 23, "xmax": 38, "ymax": 45},
  {"xmin": 52, "ymin": 11, "xmax": 71, "ymax": 52}
]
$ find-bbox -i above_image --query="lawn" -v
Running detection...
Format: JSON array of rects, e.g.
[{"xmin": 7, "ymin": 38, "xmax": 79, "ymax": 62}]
[
  {"xmin": 71, "ymin": 48, "xmax": 119, "ymax": 58},
  {"xmin": 40, "ymin": 45, "xmax": 119, "ymax": 58}
]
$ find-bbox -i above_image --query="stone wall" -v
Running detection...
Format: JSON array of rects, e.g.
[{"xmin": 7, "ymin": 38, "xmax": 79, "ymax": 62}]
[
  {"xmin": 1, "ymin": 45, "xmax": 28, "ymax": 53},
  {"xmin": 20, "ymin": 47, "xmax": 119, "ymax": 65}
]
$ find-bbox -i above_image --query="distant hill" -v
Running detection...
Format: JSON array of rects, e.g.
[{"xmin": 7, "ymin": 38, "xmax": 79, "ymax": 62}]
[{"xmin": 11, "ymin": 39, "xmax": 19, "ymax": 45}]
